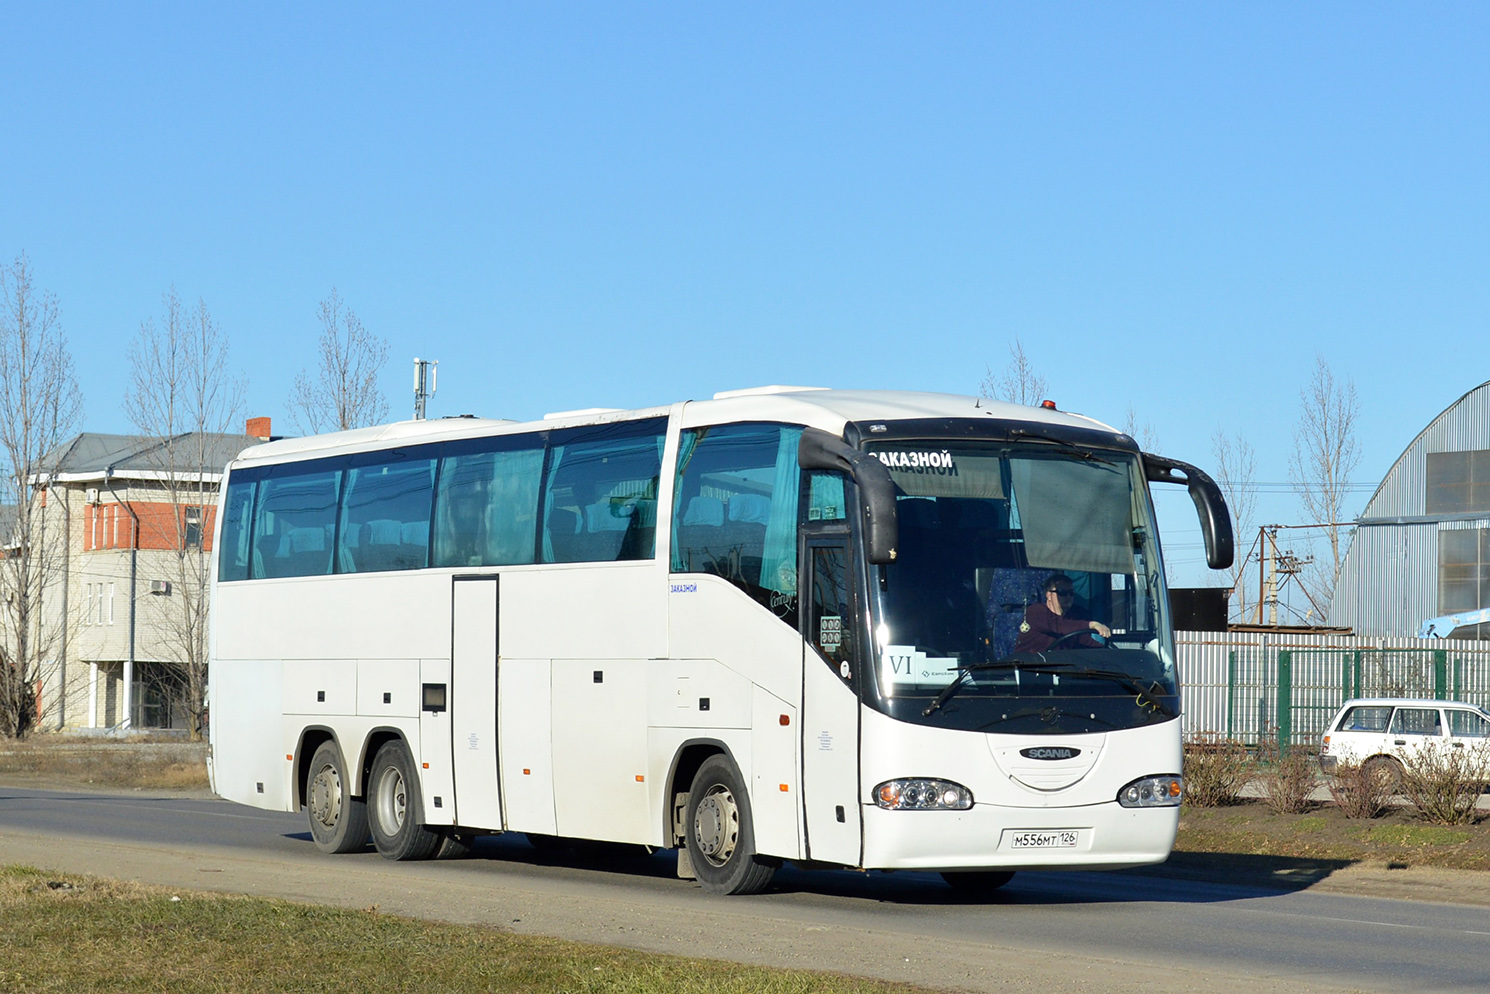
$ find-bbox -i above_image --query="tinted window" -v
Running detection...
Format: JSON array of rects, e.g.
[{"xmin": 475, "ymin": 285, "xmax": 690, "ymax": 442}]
[
  {"xmin": 672, "ymin": 423, "xmax": 802, "ymax": 621},
  {"xmin": 218, "ymin": 475, "xmax": 257, "ymax": 582},
  {"xmin": 543, "ymin": 419, "xmax": 666, "ymax": 563},
  {"xmin": 1339, "ymin": 705, "xmax": 1392, "ymax": 732},
  {"xmin": 433, "ymin": 435, "xmax": 545, "ymax": 567},
  {"xmin": 1389, "ymin": 707, "xmax": 1443, "ymax": 736},
  {"xmin": 252, "ymin": 461, "xmax": 343, "ymax": 579},
  {"xmin": 338, "ymin": 449, "xmax": 436, "ymax": 573}
]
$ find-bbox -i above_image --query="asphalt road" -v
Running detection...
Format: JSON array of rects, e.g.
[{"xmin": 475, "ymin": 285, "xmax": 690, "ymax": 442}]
[{"xmin": 2, "ymin": 786, "xmax": 1488, "ymax": 994}]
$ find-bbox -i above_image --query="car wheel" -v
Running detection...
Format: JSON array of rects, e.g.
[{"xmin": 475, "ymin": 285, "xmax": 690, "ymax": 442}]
[{"xmin": 1363, "ymin": 755, "xmax": 1403, "ymax": 792}]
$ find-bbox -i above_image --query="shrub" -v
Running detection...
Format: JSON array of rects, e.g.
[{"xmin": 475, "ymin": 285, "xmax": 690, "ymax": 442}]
[
  {"xmin": 1255, "ymin": 737, "xmax": 1316, "ymax": 815},
  {"xmin": 1327, "ymin": 760, "xmax": 1394, "ymax": 819},
  {"xmin": 1182, "ymin": 733, "xmax": 1251, "ymax": 807},
  {"xmin": 1400, "ymin": 739, "xmax": 1490, "ymax": 826}
]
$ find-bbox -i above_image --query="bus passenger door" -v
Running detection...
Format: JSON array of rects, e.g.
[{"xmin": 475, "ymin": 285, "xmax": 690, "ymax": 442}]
[
  {"xmin": 801, "ymin": 537, "xmax": 863, "ymax": 866},
  {"xmin": 451, "ymin": 576, "xmax": 504, "ymax": 831}
]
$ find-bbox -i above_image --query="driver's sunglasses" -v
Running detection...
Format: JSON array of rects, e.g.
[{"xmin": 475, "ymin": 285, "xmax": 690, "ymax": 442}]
[{"xmin": 1053, "ymin": 588, "xmax": 1075, "ymax": 597}]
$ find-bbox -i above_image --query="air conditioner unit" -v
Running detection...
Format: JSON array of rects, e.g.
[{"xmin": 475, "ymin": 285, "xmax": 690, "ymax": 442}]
[
  {"xmin": 85, "ymin": 488, "xmax": 99, "ymax": 505},
  {"xmin": 148, "ymin": 580, "xmax": 172, "ymax": 596}
]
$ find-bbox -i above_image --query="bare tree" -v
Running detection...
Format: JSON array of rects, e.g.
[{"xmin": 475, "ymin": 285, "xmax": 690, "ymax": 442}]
[
  {"xmin": 1121, "ymin": 404, "xmax": 1160, "ymax": 451},
  {"xmin": 0, "ymin": 255, "xmax": 83, "ymax": 739},
  {"xmin": 979, "ymin": 338, "xmax": 1049, "ymax": 407},
  {"xmin": 1212, "ymin": 428, "xmax": 1258, "ymax": 621},
  {"xmin": 124, "ymin": 288, "xmax": 245, "ymax": 740},
  {"xmin": 1288, "ymin": 355, "xmax": 1361, "ymax": 618},
  {"xmin": 287, "ymin": 289, "xmax": 389, "ymax": 434}
]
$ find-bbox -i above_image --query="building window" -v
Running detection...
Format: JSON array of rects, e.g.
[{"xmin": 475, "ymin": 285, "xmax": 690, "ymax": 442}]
[
  {"xmin": 185, "ymin": 508, "xmax": 202, "ymax": 550},
  {"xmin": 1438, "ymin": 527, "xmax": 1490, "ymax": 638},
  {"xmin": 108, "ymin": 582, "xmax": 115, "ymax": 624},
  {"xmin": 1427, "ymin": 450, "xmax": 1490, "ymax": 515}
]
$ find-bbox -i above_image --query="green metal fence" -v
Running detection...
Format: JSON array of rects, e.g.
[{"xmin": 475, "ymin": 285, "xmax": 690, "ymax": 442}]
[{"xmin": 1180, "ymin": 634, "xmax": 1490, "ymax": 750}]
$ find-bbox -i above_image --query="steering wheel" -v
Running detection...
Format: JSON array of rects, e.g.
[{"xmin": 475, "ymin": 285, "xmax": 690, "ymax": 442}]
[{"xmin": 1046, "ymin": 628, "xmax": 1105, "ymax": 650}]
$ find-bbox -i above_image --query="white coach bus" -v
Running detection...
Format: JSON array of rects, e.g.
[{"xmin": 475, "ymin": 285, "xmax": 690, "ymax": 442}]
[{"xmin": 208, "ymin": 387, "xmax": 1231, "ymax": 895}]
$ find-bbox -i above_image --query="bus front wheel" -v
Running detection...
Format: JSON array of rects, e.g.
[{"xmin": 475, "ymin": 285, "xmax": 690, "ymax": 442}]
[
  {"xmin": 368, "ymin": 740, "xmax": 442, "ymax": 861},
  {"xmin": 685, "ymin": 755, "xmax": 775, "ymax": 896},
  {"xmin": 306, "ymin": 741, "xmax": 369, "ymax": 854}
]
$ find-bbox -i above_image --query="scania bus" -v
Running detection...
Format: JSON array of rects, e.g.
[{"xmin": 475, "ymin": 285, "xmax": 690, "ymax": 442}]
[{"xmin": 208, "ymin": 387, "xmax": 1231, "ymax": 895}]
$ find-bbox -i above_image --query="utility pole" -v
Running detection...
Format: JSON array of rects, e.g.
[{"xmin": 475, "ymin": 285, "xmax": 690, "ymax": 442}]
[{"xmin": 413, "ymin": 358, "xmax": 437, "ymax": 421}]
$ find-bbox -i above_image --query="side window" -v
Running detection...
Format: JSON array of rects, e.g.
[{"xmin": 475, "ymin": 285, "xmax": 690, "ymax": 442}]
[
  {"xmin": 808, "ymin": 544, "xmax": 852, "ymax": 669},
  {"xmin": 252, "ymin": 461, "xmax": 343, "ymax": 579},
  {"xmin": 338, "ymin": 449, "xmax": 436, "ymax": 573},
  {"xmin": 672, "ymin": 423, "xmax": 803, "ymax": 623},
  {"xmin": 543, "ymin": 419, "xmax": 666, "ymax": 563},
  {"xmin": 218, "ymin": 475, "xmax": 257, "ymax": 582},
  {"xmin": 433, "ymin": 435, "xmax": 545, "ymax": 567},
  {"xmin": 806, "ymin": 471, "xmax": 846, "ymax": 522},
  {"xmin": 1448, "ymin": 709, "xmax": 1490, "ymax": 738},
  {"xmin": 1389, "ymin": 707, "xmax": 1443, "ymax": 736},
  {"xmin": 1339, "ymin": 705, "xmax": 1392, "ymax": 732}
]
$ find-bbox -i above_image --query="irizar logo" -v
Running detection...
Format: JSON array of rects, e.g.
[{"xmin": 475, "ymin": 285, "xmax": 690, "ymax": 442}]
[{"xmin": 1020, "ymin": 747, "xmax": 1080, "ymax": 761}]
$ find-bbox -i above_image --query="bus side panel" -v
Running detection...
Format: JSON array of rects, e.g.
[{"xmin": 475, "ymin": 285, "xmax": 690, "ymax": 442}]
[
  {"xmin": 417, "ymin": 657, "xmax": 455, "ymax": 827},
  {"xmin": 666, "ymin": 575, "xmax": 803, "ymax": 721},
  {"xmin": 500, "ymin": 563, "xmax": 666, "ymax": 659},
  {"xmin": 551, "ymin": 658, "xmax": 650, "ymax": 843},
  {"xmin": 209, "ymin": 658, "xmax": 288, "ymax": 809},
  {"xmin": 750, "ymin": 687, "xmax": 802, "ymax": 860},
  {"xmin": 498, "ymin": 658, "xmax": 556, "ymax": 835}
]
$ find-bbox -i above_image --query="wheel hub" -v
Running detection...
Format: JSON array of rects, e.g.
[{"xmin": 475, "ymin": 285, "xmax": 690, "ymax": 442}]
[
  {"xmin": 378, "ymin": 766, "xmax": 407, "ymax": 832},
  {"xmin": 310, "ymin": 765, "xmax": 342, "ymax": 828},
  {"xmin": 694, "ymin": 787, "xmax": 739, "ymax": 866}
]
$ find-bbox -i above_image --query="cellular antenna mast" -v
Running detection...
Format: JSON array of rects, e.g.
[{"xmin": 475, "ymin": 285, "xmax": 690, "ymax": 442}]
[{"xmin": 413, "ymin": 358, "xmax": 438, "ymax": 420}]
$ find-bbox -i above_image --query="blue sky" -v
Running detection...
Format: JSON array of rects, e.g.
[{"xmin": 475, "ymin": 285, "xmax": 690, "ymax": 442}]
[{"xmin": 3, "ymin": 4, "xmax": 1487, "ymax": 589}]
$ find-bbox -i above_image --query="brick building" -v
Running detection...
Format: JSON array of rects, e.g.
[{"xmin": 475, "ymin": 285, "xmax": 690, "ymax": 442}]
[{"xmin": 33, "ymin": 419, "xmax": 270, "ymax": 730}]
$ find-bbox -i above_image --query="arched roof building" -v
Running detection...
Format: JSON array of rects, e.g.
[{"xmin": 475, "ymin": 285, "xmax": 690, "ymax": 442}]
[{"xmin": 1333, "ymin": 381, "xmax": 1490, "ymax": 638}]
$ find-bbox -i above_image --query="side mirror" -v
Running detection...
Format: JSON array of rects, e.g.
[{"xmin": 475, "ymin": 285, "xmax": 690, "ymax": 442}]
[
  {"xmin": 799, "ymin": 428, "xmax": 899, "ymax": 564},
  {"xmin": 1143, "ymin": 453, "xmax": 1234, "ymax": 570}
]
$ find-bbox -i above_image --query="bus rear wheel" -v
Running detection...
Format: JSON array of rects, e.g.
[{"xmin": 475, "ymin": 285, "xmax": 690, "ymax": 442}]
[
  {"xmin": 306, "ymin": 741, "xmax": 369, "ymax": 854},
  {"xmin": 368, "ymin": 740, "xmax": 442, "ymax": 861},
  {"xmin": 685, "ymin": 755, "xmax": 775, "ymax": 896}
]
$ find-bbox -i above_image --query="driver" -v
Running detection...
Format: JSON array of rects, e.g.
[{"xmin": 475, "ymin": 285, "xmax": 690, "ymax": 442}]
[{"xmin": 1014, "ymin": 573, "xmax": 1112, "ymax": 652}]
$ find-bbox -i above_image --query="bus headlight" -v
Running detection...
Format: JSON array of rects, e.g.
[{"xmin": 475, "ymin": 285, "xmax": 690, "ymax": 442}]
[
  {"xmin": 874, "ymin": 779, "xmax": 973, "ymax": 810},
  {"xmin": 1117, "ymin": 775, "xmax": 1183, "ymax": 808}
]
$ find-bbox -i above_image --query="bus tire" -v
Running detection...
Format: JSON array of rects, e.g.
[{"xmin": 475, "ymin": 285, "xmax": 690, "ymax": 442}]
[
  {"xmin": 685, "ymin": 755, "xmax": 775, "ymax": 896},
  {"xmin": 368, "ymin": 740, "xmax": 442, "ymax": 861},
  {"xmin": 306, "ymin": 740, "xmax": 369, "ymax": 854},
  {"xmin": 941, "ymin": 870, "xmax": 1015, "ymax": 895}
]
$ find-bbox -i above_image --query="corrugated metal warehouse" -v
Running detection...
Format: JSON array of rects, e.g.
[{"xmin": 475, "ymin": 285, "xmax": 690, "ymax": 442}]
[{"xmin": 1332, "ymin": 380, "xmax": 1490, "ymax": 639}]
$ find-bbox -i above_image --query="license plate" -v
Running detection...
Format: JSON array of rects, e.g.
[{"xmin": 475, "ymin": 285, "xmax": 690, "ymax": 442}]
[{"xmin": 1009, "ymin": 830, "xmax": 1079, "ymax": 849}]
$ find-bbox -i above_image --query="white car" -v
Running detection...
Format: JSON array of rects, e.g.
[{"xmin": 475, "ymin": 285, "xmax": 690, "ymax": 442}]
[{"xmin": 1319, "ymin": 697, "xmax": 1490, "ymax": 783}]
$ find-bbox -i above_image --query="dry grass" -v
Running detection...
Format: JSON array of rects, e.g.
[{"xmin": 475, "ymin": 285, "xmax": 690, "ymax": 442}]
[
  {"xmin": 0, "ymin": 737, "xmax": 208, "ymax": 791},
  {"xmin": 1176, "ymin": 800, "xmax": 1490, "ymax": 871},
  {"xmin": 0, "ymin": 865, "xmax": 922, "ymax": 994}
]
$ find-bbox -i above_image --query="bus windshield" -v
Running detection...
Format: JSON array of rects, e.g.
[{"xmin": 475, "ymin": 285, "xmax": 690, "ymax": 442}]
[{"xmin": 866, "ymin": 439, "xmax": 1175, "ymax": 735}]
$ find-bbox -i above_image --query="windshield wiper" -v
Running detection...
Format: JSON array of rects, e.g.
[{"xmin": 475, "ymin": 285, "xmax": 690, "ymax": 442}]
[
  {"xmin": 1005, "ymin": 429, "xmax": 1117, "ymax": 465},
  {"xmin": 920, "ymin": 660, "xmax": 1175, "ymax": 719}
]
